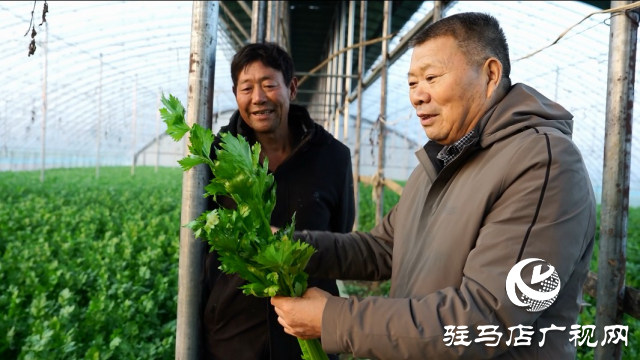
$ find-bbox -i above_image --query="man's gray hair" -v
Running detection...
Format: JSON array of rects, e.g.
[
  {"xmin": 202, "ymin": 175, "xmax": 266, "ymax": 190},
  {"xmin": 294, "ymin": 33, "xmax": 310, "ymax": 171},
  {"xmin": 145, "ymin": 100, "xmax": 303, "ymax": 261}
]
[{"xmin": 410, "ymin": 12, "xmax": 511, "ymax": 90}]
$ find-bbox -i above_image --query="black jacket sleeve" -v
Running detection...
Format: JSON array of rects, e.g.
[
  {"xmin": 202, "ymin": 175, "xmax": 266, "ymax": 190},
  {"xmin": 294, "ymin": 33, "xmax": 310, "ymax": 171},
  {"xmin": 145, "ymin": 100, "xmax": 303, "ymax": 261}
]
[{"xmin": 331, "ymin": 154, "xmax": 356, "ymax": 233}]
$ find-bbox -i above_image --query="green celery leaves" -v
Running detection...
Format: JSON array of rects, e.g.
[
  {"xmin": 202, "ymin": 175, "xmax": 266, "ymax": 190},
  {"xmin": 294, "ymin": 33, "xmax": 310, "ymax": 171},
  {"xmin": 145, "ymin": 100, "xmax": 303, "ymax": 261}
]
[{"xmin": 160, "ymin": 94, "xmax": 315, "ymax": 299}]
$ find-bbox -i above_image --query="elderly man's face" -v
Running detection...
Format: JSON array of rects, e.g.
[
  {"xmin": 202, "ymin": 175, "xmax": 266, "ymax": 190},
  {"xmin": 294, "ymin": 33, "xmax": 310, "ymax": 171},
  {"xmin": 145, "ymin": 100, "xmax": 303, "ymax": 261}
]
[
  {"xmin": 234, "ymin": 61, "xmax": 297, "ymax": 135},
  {"xmin": 408, "ymin": 36, "xmax": 489, "ymax": 145}
]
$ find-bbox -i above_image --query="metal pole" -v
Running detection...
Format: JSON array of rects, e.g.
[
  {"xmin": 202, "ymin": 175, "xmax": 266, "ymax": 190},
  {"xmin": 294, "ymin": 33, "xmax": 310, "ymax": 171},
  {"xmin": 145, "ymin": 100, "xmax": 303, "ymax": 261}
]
[
  {"xmin": 353, "ymin": 1, "xmax": 366, "ymax": 231},
  {"xmin": 329, "ymin": 18, "xmax": 339, "ymax": 135},
  {"xmin": 156, "ymin": 90, "xmax": 160, "ymax": 173},
  {"xmin": 554, "ymin": 65, "xmax": 560, "ymax": 102},
  {"xmin": 343, "ymin": 1, "xmax": 355, "ymax": 141},
  {"xmin": 3, "ymin": 101, "xmax": 7, "ymax": 159},
  {"xmin": 353, "ymin": 1, "xmax": 367, "ymax": 231},
  {"xmin": 595, "ymin": 2, "xmax": 638, "ymax": 360},
  {"xmin": 375, "ymin": 1, "xmax": 391, "ymax": 226},
  {"xmin": 97, "ymin": 53, "xmax": 102, "ymax": 179},
  {"xmin": 434, "ymin": 1, "xmax": 442, "ymax": 22},
  {"xmin": 251, "ymin": 1, "xmax": 267, "ymax": 43},
  {"xmin": 266, "ymin": 1, "xmax": 273, "ymax": 42},
  {"xmin": 274, "ymin": 1, "xmax": 280, "ymax": 45},
  {"xmin": 131, "ymin": 74, "xmax": 137, "ymax": 176},
  {"xmin": 40, "ymin": 22, "xmax": 48, "ymax": 182},
  {"xmin": 334, "ymin": 2, "xmax": 346, "ymax": 140},
  {"xmin": 323, "ymin": 46, "xmax": 332, "ymax": 130},
  {"xmin": 282, "ymin": 1, "xmax": 291, "ymax": 52},
  {"xmin": 175, "ymin": 2, "xmax": 218, "ymax": 360}
]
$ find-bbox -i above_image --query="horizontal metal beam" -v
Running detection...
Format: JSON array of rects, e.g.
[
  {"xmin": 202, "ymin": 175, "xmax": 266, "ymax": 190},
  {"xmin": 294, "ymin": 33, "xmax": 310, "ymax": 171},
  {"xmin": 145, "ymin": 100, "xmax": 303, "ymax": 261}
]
[
  {"xmin": 296, "ymin": 89, "xmax": 342, "ymax": 94},
  {"xmin": 293, "ymin": 103, "xmax": 330, "ymax": 107},
  {"xmin": 295, "ymin": 72, "xmax": 358, "ymax": 78}
]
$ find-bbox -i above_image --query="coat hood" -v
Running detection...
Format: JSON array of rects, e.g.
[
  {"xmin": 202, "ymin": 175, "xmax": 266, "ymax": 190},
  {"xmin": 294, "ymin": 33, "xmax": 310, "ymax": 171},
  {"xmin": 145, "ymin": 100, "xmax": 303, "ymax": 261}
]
[{"xmin": 477, "ymin": 83, "xmax": 574, "ymax": 147}]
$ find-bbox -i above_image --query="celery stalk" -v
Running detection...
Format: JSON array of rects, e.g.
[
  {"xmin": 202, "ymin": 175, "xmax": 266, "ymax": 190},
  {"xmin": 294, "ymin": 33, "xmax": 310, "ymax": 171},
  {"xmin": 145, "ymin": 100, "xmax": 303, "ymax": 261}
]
[{"xmin": 298, "ymin": 338, "xmax": 330, "ymax": 360}]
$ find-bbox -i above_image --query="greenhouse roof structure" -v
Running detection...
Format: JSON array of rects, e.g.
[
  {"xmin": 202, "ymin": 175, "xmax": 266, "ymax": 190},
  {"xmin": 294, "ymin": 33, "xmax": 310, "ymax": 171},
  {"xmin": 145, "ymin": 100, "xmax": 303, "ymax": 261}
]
[{"xmin": 2, "ymin": 1, "xmax": 640, "ymax": 204}]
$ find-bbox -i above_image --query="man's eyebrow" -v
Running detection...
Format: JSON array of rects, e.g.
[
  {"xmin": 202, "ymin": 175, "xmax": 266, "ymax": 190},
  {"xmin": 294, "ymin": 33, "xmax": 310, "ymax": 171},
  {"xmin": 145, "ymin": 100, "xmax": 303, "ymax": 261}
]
[
  {"xmin": 408, "ymin": 63, "xmax": 435, "ymax": 78},
  {"xmin": 239, "ymin": 76, "xmax": 277, "ymax": 84}
]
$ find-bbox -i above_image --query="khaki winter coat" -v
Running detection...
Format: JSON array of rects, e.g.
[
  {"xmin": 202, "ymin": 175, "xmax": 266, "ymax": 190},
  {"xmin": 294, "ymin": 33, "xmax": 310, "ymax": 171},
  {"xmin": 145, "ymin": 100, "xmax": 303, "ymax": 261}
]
[{"xmin": 298, "ymin": 83, "xmax": 596, "ymax": 359}]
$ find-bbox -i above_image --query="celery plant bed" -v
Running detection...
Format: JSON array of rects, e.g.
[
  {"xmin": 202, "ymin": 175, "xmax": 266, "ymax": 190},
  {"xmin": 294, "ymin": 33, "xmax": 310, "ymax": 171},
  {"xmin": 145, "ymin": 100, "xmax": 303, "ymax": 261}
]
[
  {"xmin": 0, "ymin": 167, "xmax": 182, "ymax": 359},
  {"xmin": 161, "ymin": 94, "xmax": 329, "ymax": 360}
]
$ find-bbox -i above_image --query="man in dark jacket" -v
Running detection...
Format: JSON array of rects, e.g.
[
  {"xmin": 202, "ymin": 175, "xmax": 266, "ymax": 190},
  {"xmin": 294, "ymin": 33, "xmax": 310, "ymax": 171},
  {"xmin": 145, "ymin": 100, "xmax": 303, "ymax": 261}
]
[{"xmin": 201, "ymin": 42, "xmax": 355, "ymax": 360}]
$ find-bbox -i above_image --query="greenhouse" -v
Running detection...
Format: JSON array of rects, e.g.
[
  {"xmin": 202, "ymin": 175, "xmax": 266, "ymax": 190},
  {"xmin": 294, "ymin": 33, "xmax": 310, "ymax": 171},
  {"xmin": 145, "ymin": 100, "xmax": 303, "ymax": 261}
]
[{"xmin": 1, "ymin": 1, "xmax": 640, "ymax": 359}]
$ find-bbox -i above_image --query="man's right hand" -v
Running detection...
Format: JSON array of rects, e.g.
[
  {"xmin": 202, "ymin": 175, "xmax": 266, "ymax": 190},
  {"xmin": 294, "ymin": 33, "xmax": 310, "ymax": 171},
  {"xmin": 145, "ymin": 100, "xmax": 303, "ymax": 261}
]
[{"xmin": 271, "ymin": 226, "xmax": 279, "ymax": 234}]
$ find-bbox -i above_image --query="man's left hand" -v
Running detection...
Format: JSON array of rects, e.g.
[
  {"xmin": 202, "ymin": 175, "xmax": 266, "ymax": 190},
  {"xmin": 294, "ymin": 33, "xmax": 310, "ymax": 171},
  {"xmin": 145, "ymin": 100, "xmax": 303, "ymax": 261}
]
[{"xmin": 271, "ymin": 287, "xmax": 331, "ymax": 339}]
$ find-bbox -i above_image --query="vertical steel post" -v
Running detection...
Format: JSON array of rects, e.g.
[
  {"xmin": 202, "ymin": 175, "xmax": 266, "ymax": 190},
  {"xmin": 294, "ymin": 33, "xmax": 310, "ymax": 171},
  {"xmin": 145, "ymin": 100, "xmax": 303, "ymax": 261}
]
[
  {"xmin": 324, "ymin": 47, "xmax": 332, "ymax": 130},
  {"xmin": 131, "ymin": 74, "xmax": 137, "ymax": 176},
  {"xmin": 175, "ymin": 2, "xmax": 218, "ymax": 359},
  {"xmin": 3, "ymin": 101, "xmax": 7, "ymax": 166},
  {"xmin": 353, "ymin": 0, "xmax": 366, "ymax": 231},
  {"xmin": 251, "ymin": 1, "xmax": 267, "ymax": 43},
  {"xmin": 334, "ymin": 2, "xmax": 347, "ymax": 140},
  {"xmin": 433, "ymin": 1, "xmax": 442, "ymax": 22},
  {"xmin": 343, "ymin": 1, "xmax": 355, "ymax": 141},
  {"xmin": 595, "ymin": 2, "xmax": 638, "ymax": 360},
  {"xmin": 266, "ymin": 1, "xmax": 274, "ymax": 42},
  {"xmin": 97, "ymin": 53, "xmax": 103, "ymax": 179},
  {"xmin": 40, "ymin": 22, "xmax": 48, "ymax": 182},
  {"xmin": 274, "ymin": 1, "xmax": 281, "ymax": 45},
  {"xmin": 554, "ymin": 65, "xmax": 560, "ymax": 102},
  {"xmin": 156, "ymin": 89, "xmax": 161, "ymax": 173},
  {"xmin": 330, "ymin": 18, "xmax": 339, "ymax": 135},
  {"xmin": 374, "ymin": 1, "xmax": 391, "ymax": 225}
]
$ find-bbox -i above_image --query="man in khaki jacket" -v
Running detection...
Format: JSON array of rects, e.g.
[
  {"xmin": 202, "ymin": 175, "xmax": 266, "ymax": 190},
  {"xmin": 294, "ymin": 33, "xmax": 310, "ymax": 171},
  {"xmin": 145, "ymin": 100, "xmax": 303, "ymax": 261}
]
[{"xmin": 272, "ymin": 12, "xmax": 596, "ymax": 359}]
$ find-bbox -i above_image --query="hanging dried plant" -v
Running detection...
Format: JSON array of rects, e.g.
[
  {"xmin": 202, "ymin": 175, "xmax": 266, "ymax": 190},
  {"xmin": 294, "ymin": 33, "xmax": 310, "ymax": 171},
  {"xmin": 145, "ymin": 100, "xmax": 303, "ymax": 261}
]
[{"xmin": 24, "ymin": 1, "xmax": 48, "ymax": 57}]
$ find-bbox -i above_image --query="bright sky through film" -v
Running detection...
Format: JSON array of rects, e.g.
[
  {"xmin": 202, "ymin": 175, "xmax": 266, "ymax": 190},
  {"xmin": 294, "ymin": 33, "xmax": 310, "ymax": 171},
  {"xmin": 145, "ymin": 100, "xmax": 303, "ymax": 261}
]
[{"xmin": 0, "ymin": 1, "xmax": 638, "ymax": 202}]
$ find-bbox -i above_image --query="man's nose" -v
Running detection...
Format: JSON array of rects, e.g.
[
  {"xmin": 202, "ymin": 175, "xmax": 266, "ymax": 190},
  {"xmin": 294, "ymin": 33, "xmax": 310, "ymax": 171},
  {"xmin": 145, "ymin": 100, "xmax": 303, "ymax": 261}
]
[
  {"xmin": 411, "ymin": 84, "xmax": 431, "ymax": 106},
  {"xmin": 252, "ymin": 87, "xmax": 267, "ymax": 104}
]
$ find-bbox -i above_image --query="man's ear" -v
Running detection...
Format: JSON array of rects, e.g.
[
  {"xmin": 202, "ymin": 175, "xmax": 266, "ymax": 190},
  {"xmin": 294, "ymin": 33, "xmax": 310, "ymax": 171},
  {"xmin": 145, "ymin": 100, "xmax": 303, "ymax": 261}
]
[
  {"xmin": 232, "ymin": 86, "xmax": 237, "ymax": 96},
  {"xmin": 289, "ymin": 77, "xmax": 298, "ymax": 101},
  {"xmin": 483, "ymin": 57, "xmax": 503, "ymax": 100}
]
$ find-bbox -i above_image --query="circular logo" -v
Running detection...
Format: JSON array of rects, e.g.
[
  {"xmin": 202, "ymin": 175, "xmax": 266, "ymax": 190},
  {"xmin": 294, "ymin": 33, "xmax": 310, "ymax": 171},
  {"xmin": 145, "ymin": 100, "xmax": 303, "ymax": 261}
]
[{"xmin": 506, "ymin": 258, "xmax": 561, "ymax": 312}]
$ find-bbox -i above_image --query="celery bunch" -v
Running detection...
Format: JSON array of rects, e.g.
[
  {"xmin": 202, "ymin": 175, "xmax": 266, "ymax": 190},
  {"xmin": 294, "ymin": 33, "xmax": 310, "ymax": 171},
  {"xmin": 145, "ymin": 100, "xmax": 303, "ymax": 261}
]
[{"xmin": 160, "ymin": 94, "xmax": 328, "ymax": 360}]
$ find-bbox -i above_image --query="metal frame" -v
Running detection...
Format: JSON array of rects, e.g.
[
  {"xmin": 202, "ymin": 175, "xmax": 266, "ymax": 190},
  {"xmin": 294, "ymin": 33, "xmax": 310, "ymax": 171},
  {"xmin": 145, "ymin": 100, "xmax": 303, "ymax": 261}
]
[
  {"xmin": 374, "ymin": 1, "xmax": 391, "ymax": 226},
  {"xmin": 251, "ymin": 1, "xmax": 267, "ymax": 43},
  {"xmin": 131, "ymin": 74, "xmax": 137, "ymax": 176},
  {"xmin": 343, "ymin": 1, "xmax": 356, "ymax": 141},
  {"xmin": 333, "ymin": 2, "xmax": 347, "ymax": 139},
  {"xmin": 40, "ymin": 22, "xmax": 48, "ymax": 182},
  {"xmin": 96, "ymin": 53, "xmax": 102, "ymax": 179},
  {"xmin": 175, "ymin": 2, "xmax": 218, "ymax": 359},
  {"xmin": 353, "ymin": 0, "xmax": 367, "ymax": 231},
  {"xmin": 219, "ymin": 1, "xmax": 249, "ymax": 42},
  {"xmin": 596, "ymin": 2, "xmax": 639, "ymax": 359}
]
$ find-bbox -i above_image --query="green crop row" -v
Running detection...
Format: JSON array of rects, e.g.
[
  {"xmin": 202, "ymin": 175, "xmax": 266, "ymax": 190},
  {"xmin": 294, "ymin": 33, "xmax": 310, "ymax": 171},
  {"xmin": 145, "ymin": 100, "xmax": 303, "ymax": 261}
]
[
  {"xmin": 1, "ymin": 168, "xmax": 638, "ymax": 359},
  {"xmin": 0, "ymin": 167, "xmax": 183, "ymax": 360}
]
